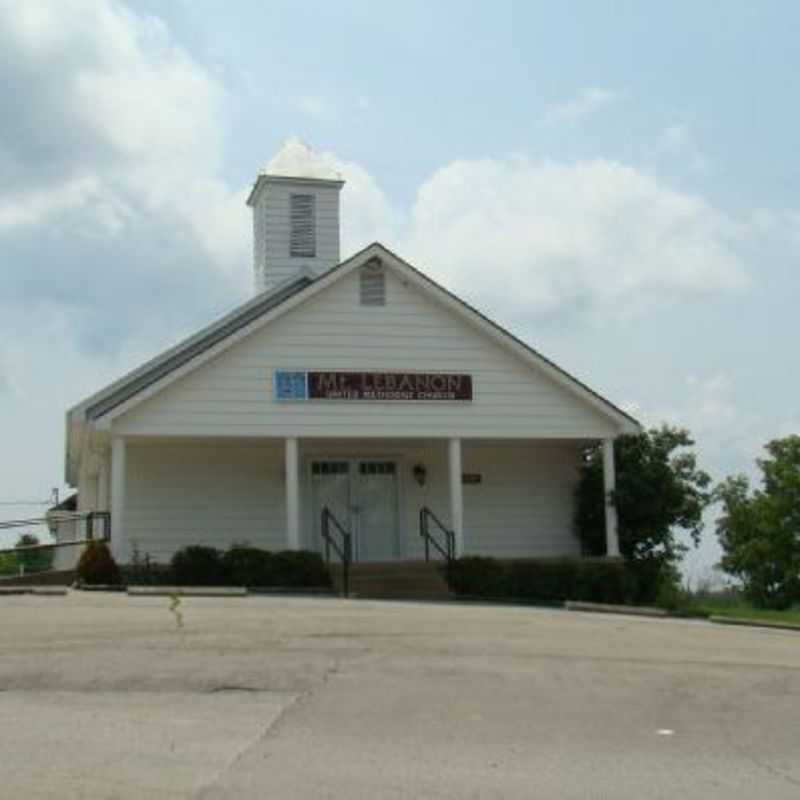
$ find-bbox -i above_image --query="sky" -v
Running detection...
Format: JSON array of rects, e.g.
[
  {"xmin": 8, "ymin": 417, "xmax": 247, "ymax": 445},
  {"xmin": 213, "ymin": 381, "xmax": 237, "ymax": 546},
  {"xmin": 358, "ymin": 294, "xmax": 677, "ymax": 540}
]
[{"xmin": 1, "ymin": 0, "xmax": 798, "ymax": 579}]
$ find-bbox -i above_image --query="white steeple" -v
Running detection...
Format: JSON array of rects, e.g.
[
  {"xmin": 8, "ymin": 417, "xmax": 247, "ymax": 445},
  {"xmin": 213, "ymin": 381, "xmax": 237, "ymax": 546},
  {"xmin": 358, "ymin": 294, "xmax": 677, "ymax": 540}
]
[{"xmin": 247, "ymin": 139, "xmax": 345, "ymax": 295}]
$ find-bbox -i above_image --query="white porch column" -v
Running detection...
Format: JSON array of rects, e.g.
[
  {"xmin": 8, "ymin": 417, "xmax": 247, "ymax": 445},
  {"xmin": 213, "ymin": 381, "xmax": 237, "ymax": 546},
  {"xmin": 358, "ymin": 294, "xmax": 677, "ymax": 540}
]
[
  {"xmin": 110, "ymin": 437, "xmax": 127, "ymax": 563},
  {"xmin": 448, "ymin": 438, "xmax": 464, "ymax": 557},
  {"xmin": 97, "ymin": 455, "xmax": 110, "ymax": 512},
  {"xmin": 602, "ymin": 438, "xmax": 620, "ymax": 557},
  {"xmin": 285, "ymin": 437, "xmax": 300, "ymax": 550}
]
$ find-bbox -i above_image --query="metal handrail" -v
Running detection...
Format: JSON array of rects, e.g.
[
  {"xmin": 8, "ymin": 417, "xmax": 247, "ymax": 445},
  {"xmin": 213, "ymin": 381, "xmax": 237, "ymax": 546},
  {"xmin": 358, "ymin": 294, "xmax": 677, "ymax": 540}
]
[
  {"xmin": 419, "ymin": 506, "xmax": 455, "ymax": 563},
  {"xmin": 321, "ymin": 506, "xmax": 353, "ymax": 598}
]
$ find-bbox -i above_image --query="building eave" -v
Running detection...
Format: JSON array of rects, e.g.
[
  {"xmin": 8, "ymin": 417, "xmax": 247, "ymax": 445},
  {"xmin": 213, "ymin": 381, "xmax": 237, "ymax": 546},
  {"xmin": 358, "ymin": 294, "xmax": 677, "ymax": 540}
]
[{"xmin": 246, "ymin": 173, "xmax": 345, "ymax": 207}]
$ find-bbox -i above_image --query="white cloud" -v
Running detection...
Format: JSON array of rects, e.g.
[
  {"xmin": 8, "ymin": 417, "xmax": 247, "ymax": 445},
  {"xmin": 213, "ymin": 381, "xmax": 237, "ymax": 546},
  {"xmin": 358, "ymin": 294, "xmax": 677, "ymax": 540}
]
[
  {"xmin": 265, "ymin": 138, "xmax": 342, "ymax": 180},
  {"xmin": 404, "ymin": 156, "xmax": 748, "ymax": 320},
  {"xmin": 539, "ymin": 87, "xmax": 623, "ymax": 126},
  {"xmin": 0, "ymin": 0, "xmax": 247, "ymax": 281},
  {"xmin": 0, "ymin": 177, "xmax": 112, "ymax": 231}
]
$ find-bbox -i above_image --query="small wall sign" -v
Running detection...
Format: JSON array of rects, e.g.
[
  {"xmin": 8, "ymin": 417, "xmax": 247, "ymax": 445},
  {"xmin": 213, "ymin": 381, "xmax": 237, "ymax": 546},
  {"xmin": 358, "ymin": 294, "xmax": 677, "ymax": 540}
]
[
  {"xmin": 274, "ymin": 370, "xmax": 473, "ymax": 401},
  {"xmin": 462, "ymin": 473, "xmax": 482, "ymax": 484},
  {"xmin": 274, "ymin": 371, "xmax": 308, "ymax": 400}
]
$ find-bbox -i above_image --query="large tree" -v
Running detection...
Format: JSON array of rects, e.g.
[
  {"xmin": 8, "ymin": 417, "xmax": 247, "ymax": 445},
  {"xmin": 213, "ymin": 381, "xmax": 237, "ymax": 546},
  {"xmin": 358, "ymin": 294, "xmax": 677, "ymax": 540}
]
[
  {"xmin": 575, "ymin": 426, "xmax": 711, "ymax": 568},
  {"xmin": 715, "ymin": 435, "xmax": 800, "ymax": 609}
]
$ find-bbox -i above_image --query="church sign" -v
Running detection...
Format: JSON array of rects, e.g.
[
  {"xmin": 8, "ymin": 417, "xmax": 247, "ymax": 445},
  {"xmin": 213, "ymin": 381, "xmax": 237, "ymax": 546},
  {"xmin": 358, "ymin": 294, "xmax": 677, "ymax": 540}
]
[{"xmin": 274, "ymin": 371, "xmax": 472, "ymax": 401}]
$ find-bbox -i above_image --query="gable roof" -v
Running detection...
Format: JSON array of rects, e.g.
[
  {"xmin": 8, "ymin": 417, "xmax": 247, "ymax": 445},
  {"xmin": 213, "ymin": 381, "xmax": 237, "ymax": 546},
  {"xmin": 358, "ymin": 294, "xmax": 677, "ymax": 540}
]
[{"xmin": 67, "ymin": 242, "xmax": 640, "ymax": 480}]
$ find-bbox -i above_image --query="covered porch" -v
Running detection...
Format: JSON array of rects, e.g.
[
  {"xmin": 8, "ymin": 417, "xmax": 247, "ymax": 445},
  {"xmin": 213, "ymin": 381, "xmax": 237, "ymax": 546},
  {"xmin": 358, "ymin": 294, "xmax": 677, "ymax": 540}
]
[{"xmin": 83, "ymin": 435, "xmax": 620, "ymax": 566}]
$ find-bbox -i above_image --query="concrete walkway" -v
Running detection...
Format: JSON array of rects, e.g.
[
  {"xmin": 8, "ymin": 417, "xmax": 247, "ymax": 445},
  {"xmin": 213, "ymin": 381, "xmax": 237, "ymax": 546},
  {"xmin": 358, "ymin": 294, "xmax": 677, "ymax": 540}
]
[{"xmin": 1, "ymin": 593, "xmax": 799, "ymax": 799}]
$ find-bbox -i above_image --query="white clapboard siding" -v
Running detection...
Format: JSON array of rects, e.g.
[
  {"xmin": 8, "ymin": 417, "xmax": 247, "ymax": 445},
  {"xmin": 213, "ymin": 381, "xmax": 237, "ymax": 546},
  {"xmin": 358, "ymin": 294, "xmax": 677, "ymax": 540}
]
[
  {"xmin": 461, "ymin": 441, "xmax": 582, "ymax": 558},
  {"xmin": 121, "ymin": 438, "xmax": 581, "ymax": 563},
  {"xmin": 113, "ymin": 267, "xmax": 618, "ymax": 439},
  {"xmin": 125, "ymin": 441, "xmax": 287, "ymax": 563}
]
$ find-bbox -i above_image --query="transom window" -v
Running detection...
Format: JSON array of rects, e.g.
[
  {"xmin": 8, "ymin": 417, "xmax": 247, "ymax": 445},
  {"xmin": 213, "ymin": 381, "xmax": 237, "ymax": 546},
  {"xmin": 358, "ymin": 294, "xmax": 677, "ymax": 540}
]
[
  {"xmin": 312, "ymin": 461, "xmax": 349, "ymax": 475},
  {"xmin": 359, "ymin": 462, "xmax": 396, "ymax": 475}
]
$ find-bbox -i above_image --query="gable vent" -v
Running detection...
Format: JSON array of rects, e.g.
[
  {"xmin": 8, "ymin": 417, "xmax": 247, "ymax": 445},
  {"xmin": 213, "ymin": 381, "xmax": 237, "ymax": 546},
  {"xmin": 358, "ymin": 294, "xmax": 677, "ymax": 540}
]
[
  {"xmin": 289, "ymin": 193, "xmax": 316, "ymax": 257},
  {"xmin": 360, "ymin": 260, "xmax": 386, "ymax": 306}
]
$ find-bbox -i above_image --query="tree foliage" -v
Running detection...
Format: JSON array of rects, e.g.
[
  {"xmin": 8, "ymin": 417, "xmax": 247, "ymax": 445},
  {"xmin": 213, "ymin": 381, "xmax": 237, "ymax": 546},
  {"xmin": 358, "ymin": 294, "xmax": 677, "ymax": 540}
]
[
  {"xmin": 576, "ymin": 426, "xmax": 712, "ymax": 566},
  {"xmin": 15, "ymin": 533, "xmax": 53, "ymax": 574},
  {"xmin": 715, "ymin": 435, "xmax": 800, "ymax": 609}
]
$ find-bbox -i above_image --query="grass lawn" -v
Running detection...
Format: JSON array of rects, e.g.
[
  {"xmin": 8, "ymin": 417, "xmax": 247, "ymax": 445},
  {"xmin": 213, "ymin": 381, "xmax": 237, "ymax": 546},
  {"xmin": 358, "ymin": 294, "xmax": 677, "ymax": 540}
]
[{"xmin": 696, "ymin": 604, "xmax": 800, "ymax": 626}]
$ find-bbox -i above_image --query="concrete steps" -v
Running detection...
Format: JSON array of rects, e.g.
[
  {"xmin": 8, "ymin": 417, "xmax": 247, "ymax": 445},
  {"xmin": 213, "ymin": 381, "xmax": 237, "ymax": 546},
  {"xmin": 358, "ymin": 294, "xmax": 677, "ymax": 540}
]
[{"xmin": 331, "ymin": 560, "xmax": 452, "ymax": 600}]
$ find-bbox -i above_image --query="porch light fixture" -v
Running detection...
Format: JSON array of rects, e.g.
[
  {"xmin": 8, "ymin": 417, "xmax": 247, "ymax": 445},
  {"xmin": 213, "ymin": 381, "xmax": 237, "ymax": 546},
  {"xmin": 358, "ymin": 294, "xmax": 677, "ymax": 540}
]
[{"xmin": 412, "ymin": 463, "xmax": 427, "ymax": 487}]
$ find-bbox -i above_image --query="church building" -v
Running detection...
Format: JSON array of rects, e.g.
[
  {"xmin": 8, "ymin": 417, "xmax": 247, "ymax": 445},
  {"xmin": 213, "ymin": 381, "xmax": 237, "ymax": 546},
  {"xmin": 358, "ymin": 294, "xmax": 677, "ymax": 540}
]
[{"xmin": 62, "ymin": 146, "xmax": 640, "ymax": 571}]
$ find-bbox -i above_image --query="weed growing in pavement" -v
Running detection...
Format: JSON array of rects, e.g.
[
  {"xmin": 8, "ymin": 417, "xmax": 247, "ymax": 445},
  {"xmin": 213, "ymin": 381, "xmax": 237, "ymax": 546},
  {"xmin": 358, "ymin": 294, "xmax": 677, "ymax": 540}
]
[{"xmin": 168, "ymin": 592, "xmax": 184, "ymax": 630}]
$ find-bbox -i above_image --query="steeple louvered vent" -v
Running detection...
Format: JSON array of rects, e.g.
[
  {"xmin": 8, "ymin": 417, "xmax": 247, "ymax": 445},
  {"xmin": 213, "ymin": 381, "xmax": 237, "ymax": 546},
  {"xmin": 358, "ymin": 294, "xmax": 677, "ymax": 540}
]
[{"xmin": 289, "ymin": 194, "xmax": 316, "ymax": 257}]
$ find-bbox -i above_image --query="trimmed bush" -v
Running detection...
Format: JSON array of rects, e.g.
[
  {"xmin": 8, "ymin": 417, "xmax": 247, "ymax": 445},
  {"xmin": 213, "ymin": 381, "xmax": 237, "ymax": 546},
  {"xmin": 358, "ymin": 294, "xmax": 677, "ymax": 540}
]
[
  {"xmin": 170, "ymin": 546, "xmax": 228, "ymax": 586},
  {"xmin": 272, "ymin": 550, "xmax": 331, "ymax": 588},
  {"xmin": 445, "ymin": 557, "xmax": 639, "ymax": 605},
  {"xmin": 222, "ymin": 546, "xmax": 275, "ymax": 586},
  {"xmin": 168, "ymin": 545, "xmax": 331, "ymax": 588},
  {"xmin": 77, "ymin": 541, "xmax": 121, "ymax": 585},
  {"xmin": 444, "ymin": 556, "xmax": 506, "ymax": 596}
]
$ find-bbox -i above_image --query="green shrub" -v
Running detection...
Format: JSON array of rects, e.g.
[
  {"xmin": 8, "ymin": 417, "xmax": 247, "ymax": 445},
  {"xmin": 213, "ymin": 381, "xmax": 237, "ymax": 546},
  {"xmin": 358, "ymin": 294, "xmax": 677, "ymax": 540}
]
[
  {"xmin": 15, "ymin": 534, "xmax": 54, "ymax": 574},
  {"xmin": 222, "ymin": 546, "xmax": 275, "ymax": 586},
  {"xmin": 170, "ymin": 546, "xmax": 228, "ymax": 586},
  {"xmin": 445, "ymin": 556, "xmax": 639, "ymax": 605},
  {"xmin": 168, "ymin": 545, "xmax": 330, "ymax": 587},
  {"xmin": 624, "ymin": 558, "xmax": 675, "ymax": 605},
  {"xmin": 272, "ymin": 550, "xmax": 331, "ymax": 587},
  {"xmin": 445, "ymin": 556, "xmax": 506, "ymax": 596},
  {"xmin": 77, "ymin": 541, "xmax": 121, "ymax": 585},
  {"xmin": 0, "ymin": 551, "xmax": 19, "ymax": 576}
]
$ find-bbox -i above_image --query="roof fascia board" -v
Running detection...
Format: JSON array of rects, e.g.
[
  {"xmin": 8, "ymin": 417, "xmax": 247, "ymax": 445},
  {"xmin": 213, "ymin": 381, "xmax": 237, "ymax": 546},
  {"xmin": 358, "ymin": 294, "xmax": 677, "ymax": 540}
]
[{"xmin": 247, "ymin": 174, "xmax": 345, "ymax": 206}]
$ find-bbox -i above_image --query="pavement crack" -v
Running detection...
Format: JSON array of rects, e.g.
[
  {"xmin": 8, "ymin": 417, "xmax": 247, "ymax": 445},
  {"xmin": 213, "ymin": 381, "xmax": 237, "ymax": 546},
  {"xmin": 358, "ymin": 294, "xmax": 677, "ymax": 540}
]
[{"xmin": 193, "ymin": 658, "xmax": 342, "ymax": 799}]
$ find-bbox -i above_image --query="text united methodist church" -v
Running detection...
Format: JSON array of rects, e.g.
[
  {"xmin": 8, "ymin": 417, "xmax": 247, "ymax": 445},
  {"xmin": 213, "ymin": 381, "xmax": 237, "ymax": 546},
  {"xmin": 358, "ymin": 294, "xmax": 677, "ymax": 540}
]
[{"xmin": 60, "ymin": 144, "xmax": 640, "ymax": 575}]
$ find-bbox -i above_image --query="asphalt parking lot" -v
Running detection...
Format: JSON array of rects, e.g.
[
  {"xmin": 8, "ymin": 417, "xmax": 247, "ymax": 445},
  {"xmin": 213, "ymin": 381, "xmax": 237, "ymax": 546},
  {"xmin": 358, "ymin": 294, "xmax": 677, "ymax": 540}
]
[{"xmin": 1, "ymin": 592, "xmax": 798, "ymax": 799}]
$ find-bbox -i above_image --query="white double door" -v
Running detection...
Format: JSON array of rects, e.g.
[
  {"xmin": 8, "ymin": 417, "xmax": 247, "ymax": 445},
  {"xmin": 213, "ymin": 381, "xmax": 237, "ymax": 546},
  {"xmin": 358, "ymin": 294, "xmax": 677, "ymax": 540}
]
[{"xmin": 310, "ymin": 458, "xmax": 400, "ymax": 562}]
